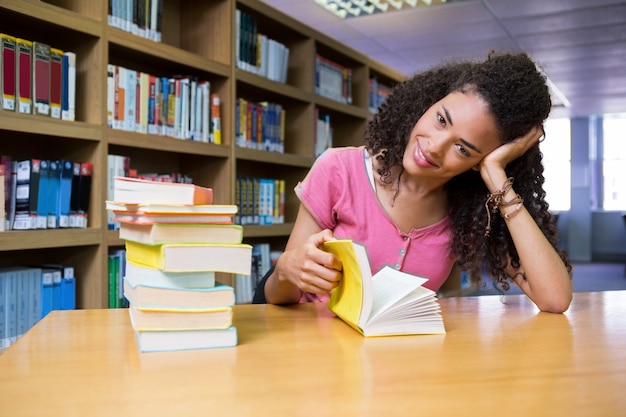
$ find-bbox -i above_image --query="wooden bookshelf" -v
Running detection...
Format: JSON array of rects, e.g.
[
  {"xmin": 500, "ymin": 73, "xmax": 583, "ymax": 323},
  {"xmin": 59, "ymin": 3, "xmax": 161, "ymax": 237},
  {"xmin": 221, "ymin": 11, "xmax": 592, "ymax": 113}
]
[{"xmin": 0, "ymin": 0, "xmax": 404, "ymax": 308}]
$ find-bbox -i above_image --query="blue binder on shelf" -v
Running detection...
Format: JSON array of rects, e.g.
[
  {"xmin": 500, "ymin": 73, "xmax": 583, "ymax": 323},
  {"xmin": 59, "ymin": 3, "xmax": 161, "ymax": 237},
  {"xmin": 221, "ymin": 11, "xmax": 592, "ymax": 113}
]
[
  {"xmin": 40, "ymin": 270, "xmax": 54, "ymax": 318},
  {"xmin": 36, "ymin": 160, "xmax": 49, "ymax": 229},
  {"xmin": 50, "ymin": 269, "xmax": 62, "ymax": 311},
  {"xmin": 46, "ymin": 160, "xmax": 60, "ymax": 229},
  {"xmin": 43, "ymin": 264, "xmax": 75, "ymax": 310},
  {"xmin": 60, "ymin": 266, "xmax": 76, "ymax": 310}
]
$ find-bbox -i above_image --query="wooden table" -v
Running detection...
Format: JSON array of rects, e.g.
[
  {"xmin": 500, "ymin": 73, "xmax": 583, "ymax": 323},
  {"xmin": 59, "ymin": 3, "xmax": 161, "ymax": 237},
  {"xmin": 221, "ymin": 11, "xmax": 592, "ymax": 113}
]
[{"xmin": 1, "ymin": 291, "xmax": 625, "ymax": 417}]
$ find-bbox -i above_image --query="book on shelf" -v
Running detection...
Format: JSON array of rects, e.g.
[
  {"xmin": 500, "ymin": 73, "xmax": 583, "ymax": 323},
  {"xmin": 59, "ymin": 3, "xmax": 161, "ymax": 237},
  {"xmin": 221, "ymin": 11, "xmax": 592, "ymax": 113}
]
[
  {"xmin": 69, "ymin": 162, "xmax": 81, "ymax": 227},
  {"xmin": 27, "ymin": 159, "xmax": 41, "ymax": 229},
  {"xmin": 123, "ymin": 275, "xmax": 234, "ymax": 309},
  {"xmin": 49, "ymin": 47, "xmax": 63, "ymax": 119},
  {"xmin": 137, "ymin": 71, "xmax": 149, "ymax": 134},
  {"xmin": 128, "ymin": 305, "xmax": 233, "ymax": 331},
  {"xmin": 125, "ymin": 240, "xmax": 253, "ymax": 275},
  {"xmin": 117, "ymin": 220, "xmax": 243, "ymax": 245},
  {"xmin": 35, "ymin": 159, "xmax": 49, "ymax": 229},
  {"xmin": 108, "ymin": 249, "xmax": 127, "ymax": 309},
  {"xmin": 43, "ymin": 264, "xmax": 75, "ymax": 311},
  {"xmin": 0, "ymin": 267, "xmax": 18, "ymax": 348},
  {"xmin": 0, "ymin": 266, "xmax": 44, "ymax": 350},
  {"xmin": 32, "ymin": 41, "xmax": 51, "ymax": 117},
  {"xmin": 106, "ymin": 64, "xmax": 115, "ymax": 127},
  {"xmin": 75, "ymin": 162, "xmax": 92, "ymax": 228},
  {"xmin": 124, "ymin": 68, "xmax": 136, "ymax": 132},
  {"xmin": 40, "ymin": 268, "xmax": 54, "ymax": 318},
  {"xmin": 11, "ymin": 159, "xmax": 33, "ymax": 230},
  {"xmin": 125, "ymin": 259, "xmax": 216, "ymax": 289},
  {"xmin": 1, "ymin": 34, "xmax": 16, "ymax": 111},
  {"xmin": 113, "ymin": 176, "xmax": 213, "ymax": 205},
  {"xmin": 0, "ymin": 163, "xmax": 4, "ymax": 231},
  {"xmin": 61, "ymin": 51, "xmax": 76, "ymax": 121},
  {"xmin": 321, "ymin": 239, "xmax": 446, "ymax": 337},
  {"xmin": 134, "ymin": 326, "xmax": 237, "ymax": 353},
  {"xmin": 210, "ymin": 93, "xmax": 221, "ymax": 144},
  {"xmin": 57, "ymin": 160, "xmax": 74, "ymax": 228},
  {"xmin": 46, "ymin": 160, "xmax": 60, "ymax": 228},
  {"xmin": 16, "ymin": 38, "xmax": 32, "ymax": 114}
]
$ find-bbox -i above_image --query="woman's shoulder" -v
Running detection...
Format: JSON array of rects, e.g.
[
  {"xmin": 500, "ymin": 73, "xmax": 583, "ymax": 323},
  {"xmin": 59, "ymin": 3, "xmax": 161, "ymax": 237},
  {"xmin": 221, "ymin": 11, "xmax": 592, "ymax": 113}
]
[{"xmin": 316, "ymin": 146, "xmax": 366, "ymax": 166}]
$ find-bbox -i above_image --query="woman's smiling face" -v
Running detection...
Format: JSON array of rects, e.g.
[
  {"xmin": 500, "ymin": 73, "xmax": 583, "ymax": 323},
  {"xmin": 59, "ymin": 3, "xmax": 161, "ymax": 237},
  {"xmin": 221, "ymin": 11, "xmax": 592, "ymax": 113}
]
[{"xmin": 403, "ymin": 91, "xmax": 502, "ymax": 181}]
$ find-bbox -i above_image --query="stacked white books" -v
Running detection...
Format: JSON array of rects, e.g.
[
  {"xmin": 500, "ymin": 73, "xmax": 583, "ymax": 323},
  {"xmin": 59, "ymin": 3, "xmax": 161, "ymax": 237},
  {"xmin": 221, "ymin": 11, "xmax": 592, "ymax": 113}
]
[{"xmin": 106, "ymin": 176, "xmax": 251, "ymax": 352}]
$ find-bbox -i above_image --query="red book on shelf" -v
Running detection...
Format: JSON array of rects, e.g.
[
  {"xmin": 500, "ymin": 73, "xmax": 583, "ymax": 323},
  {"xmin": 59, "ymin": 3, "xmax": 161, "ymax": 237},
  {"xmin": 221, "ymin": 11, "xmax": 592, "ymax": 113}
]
[
  {"xmin": 16, "ymin": 38, "xmax": 32, "ymax": 114},
  {"xmin": 32, "ymin": 42, "xmax": 51, "ymax": 116},
  {"xmin": 1, "ymin": 34, "xmax": 16, "ymax": 111},
  {"xmin": 49, "ymin": 47, "xmax": 63, "ymax": 119}
]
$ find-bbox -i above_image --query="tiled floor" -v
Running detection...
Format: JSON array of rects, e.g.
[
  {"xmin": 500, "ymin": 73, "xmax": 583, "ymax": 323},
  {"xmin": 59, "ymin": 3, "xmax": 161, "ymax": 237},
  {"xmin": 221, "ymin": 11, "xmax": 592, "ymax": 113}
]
[{"xmin": 466, "ymin": 262, "xmax": 626, "ymax": 296}]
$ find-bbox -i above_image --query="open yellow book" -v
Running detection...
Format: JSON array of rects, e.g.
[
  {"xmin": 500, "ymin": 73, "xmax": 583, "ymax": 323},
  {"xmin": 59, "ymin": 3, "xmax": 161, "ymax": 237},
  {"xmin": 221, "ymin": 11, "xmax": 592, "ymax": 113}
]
[{"xmin": 322, "ymin": 239, "xmax": 446, "ymax": 337}]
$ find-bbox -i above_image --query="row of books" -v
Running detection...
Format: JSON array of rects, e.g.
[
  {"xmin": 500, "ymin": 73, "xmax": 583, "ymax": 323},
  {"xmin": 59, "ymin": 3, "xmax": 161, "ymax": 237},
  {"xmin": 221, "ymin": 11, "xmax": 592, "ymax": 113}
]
[
  {"xmin": 0, "ymin": 34, "xmax": 76, "ymax": 121},
  {"xmin": 235, "ymin": 98, "xmax": 285, "ymax": 153},
  {"xmin": 109, "ymin": 249, "xmax": 129, "ymax": 309},
  {"xmin": 108, "ymin": 0, "xmax": 163, "ymax": 42},
  {"xmin": 235, "ymin": 9, "xmax": 290, "ymax": 84},
  {"xmin": 315, "ymin": 110, "xmax": 334, "ymax": 158},
  {"xmin": 368, "ymin": 76, "xmax": 393, "ymax": 113},
  {"xmin": 235, "ymin": 176, "xmax": 285, "ymax": 226},
  {"xmin": 1, "ymin": 157, "xmax": 92, "ymax": 231},
  {"xmin": 234, "ymin": 243, "xmax": 281, "ymax": 305},
  {"xmin": 0, "ymin": 264, "xmax": 76, "ymax": 351},
  {"xmin": 107, "ymin": 64, "xmax": 222, "ymax": 143},
  {"xmin": 315, "ymin": 53, "xmax": 353, "ymax": 105},
  {"xmin": 107, "ymin": 176, "xmax": 251, "ymax": 352}
]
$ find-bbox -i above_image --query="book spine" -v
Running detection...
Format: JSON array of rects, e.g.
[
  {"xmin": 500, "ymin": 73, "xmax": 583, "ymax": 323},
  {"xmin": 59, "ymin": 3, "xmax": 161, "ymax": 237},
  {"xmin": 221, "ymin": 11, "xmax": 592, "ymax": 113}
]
[
  {"xmin": 28, "ymin": 159, "xmax": 41, "ymax": 229},
  {"xmin": 107, "ymin": 64, "xmax": 115, "ymax": 128},
  {"xmin": 46, "ymin": 160, "xmax": 60, "ymax": 229},
  {"xmin": 36, "ymin": 160, "xmax": 49, "ymax": 229},
  {"xmin": 49, "ymin": 47, "xmax": 63, "ymax": 119},
  {"xmin": 61, "ymin": 52, "xmax": 76, "ymax": 121},
  {"xmin": 57, "ymin": 160, "xmax": 74, "ymax": 228},
  {"xmin": 76, "ymin": 162, "xmax": 92, "ymax": 228},
  {"xmin": 0, "ymin": 34, "xmax": 17, "ymax": 111},
  {"xmin": 12, "ymin": 160, "xmax": 31, "ymax": 230},
  {"xmin": 32, "ymin": 42, "xmax": 51, "ymax": 116},
  {"xmin": 16, "ymin": 38, "xmax": 32, "ymax": 114},
  {"xmin": 69, "ymin": 162, "xmax": 80, "ymax": 228}
]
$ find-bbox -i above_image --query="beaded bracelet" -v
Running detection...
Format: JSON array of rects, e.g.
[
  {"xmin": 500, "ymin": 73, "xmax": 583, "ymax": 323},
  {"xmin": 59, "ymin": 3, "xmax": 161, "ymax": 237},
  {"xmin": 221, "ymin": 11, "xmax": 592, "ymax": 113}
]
[{"xmin": 484, "ymin": 177, "xmax": 524, "ymax": 236}]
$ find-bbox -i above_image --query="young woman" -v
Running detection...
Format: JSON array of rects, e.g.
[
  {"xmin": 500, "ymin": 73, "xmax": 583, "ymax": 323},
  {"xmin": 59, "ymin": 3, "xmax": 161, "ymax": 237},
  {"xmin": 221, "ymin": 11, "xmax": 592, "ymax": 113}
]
[{"xmin": 260, "ymin": 51, "xmax": 573, "ymax": 313}]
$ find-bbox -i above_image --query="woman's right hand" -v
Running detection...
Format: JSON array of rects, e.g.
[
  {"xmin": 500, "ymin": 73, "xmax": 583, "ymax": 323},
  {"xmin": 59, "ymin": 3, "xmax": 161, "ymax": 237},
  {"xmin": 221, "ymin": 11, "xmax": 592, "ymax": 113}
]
[{"xmin": 275, "ymin": 229, "xmax": 343, "ymax": 296}]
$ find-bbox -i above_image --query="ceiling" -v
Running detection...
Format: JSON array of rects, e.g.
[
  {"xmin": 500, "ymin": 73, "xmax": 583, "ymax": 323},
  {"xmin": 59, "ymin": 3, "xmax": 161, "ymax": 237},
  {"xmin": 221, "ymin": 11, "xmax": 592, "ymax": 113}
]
[{"xmin": 258, "ymin": 0, "xmax": 626, "ymax": 118}]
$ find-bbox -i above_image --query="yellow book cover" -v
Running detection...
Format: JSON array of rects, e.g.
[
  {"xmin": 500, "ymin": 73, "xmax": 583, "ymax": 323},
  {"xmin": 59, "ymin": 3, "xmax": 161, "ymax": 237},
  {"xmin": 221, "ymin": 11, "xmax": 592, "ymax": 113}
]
[
  {"xmin": 125, "ymin": 240, "xmax": 252, "ymax": 274},
  {"xmin": 322, "ymin": 239, "xmax": 446, "ymax": 337}
]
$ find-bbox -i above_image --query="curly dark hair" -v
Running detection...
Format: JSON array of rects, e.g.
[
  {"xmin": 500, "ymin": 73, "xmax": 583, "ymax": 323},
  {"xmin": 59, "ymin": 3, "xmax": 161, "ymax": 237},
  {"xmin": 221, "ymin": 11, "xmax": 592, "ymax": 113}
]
[{"xmin": 364, "ymin": 51, "xmax": 572, "ymax": 291}]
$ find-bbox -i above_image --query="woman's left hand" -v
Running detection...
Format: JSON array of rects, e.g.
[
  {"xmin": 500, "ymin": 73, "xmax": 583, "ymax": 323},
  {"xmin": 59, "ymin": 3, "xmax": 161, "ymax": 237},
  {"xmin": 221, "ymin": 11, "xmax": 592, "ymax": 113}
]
[{"xmin": 481, "ymin": 125, "xmax": 544, "ymax": 171}]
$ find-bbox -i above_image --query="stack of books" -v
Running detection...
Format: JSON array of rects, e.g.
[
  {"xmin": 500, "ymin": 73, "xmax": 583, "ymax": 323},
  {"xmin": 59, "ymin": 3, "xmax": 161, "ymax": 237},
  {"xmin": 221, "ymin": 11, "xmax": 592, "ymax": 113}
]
[{"xmin": 106, "ymin": 176, "xmax": 251, "ymax": 352}]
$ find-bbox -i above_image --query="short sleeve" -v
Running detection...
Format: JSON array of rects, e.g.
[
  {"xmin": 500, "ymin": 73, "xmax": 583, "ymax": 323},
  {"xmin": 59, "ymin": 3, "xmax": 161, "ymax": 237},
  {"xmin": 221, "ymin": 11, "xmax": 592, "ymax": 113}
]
[{"xmin": 294, "ymin": 148, "xmax": 348, "ymax": 230}]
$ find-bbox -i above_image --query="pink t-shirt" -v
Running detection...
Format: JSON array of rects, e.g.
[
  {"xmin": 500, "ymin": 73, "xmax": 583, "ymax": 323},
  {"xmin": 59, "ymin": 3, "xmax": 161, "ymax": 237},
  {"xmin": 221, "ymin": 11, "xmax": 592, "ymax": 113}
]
[{"xmin": 296, "ymin": 146, "xmax": 456, "ymax": 302}]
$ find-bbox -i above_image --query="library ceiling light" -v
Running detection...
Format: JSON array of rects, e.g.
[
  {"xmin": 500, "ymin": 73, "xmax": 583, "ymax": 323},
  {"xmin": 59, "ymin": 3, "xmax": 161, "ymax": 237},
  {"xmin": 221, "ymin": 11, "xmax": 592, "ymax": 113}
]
[{"xmin": 314, "ymin": 0, "xmax": 469, "ymax": 19}]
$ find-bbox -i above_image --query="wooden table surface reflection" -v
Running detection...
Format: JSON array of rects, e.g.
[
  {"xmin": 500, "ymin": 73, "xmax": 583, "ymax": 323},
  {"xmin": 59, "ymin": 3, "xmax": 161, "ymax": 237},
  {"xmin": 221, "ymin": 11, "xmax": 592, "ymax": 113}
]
[{"xmin": 1, "ymin": 291, "xmax": 625, "ymax": 417}]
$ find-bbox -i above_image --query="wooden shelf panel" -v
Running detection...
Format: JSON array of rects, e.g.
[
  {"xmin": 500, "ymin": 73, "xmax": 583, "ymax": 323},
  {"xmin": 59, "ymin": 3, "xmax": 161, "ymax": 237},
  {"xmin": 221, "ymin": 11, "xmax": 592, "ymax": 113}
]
[
  {"xmin": 0, "ymin": 113, "xmax": 101, "ymax": 141},
  {"xmin": 236, "ymin": 70, "xmax": 311, "ymax": 103},
  {"xmin": 106, "ymin": 129, "xmax": 231, "ymax": 158},
  {"xmin": 243, "ymin": 223, "xmax": 294, "ymax": 238},
  {"xmin": 235, "ymin": 148, "xmax": 313, "ymax": 168},
  {"xmin": 0, "ymin": 229, "xmax": 102, "ymax": 251}
]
